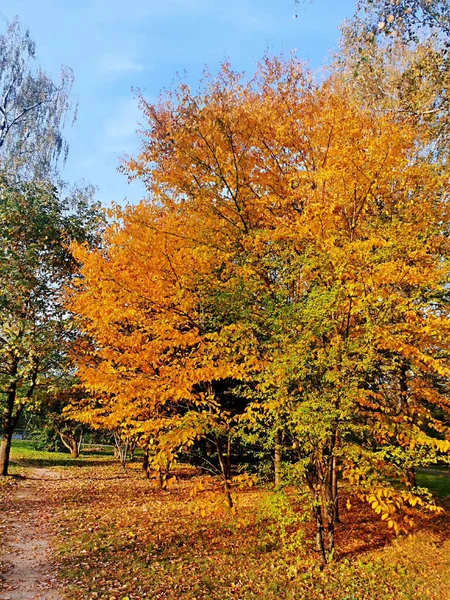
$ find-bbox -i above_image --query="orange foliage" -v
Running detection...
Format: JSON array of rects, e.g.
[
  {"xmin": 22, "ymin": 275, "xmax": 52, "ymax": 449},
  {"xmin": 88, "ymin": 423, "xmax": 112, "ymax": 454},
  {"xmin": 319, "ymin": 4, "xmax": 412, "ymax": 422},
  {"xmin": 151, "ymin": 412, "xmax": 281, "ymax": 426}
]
[{"xmin": 68, "ymin": 57, "xmax": 450, "ymax": 561}]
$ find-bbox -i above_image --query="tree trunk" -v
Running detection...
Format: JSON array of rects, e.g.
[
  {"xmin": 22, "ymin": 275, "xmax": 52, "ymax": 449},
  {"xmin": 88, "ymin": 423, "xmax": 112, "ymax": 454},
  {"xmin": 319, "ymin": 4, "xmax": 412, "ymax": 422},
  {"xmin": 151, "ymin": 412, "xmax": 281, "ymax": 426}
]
[
  {"xmin": 142, "ymin": 449, "xmax": 150, "ymax": 478},
  {"xmin": 308, "ymin": 459, "xmax": 337, "ymax": 565},
  {"xmin": 157, "ymin": 466, "xmax": 168, "ymax": 490},
  {"xmin": 315, "ymin": 478, "xmax": 336, "ymax": 564},
  {"xmin": 0, "ymin": 378, "xmax": 18, "ymax": 477},
  {"xmin": 59, "ymin": 432, "xmax": 81, "ymax": 458},
  {"xmin": 113, "ymin": 432, "xmax": 128, "ymax": 468},
  {"xmin": 331, "ymin": 455, "xmax": 339, "ymax": 523},
  {"xmin": 157, "ymin": 462, "xmax": 172, "ymax": 490},
  {"xmin": 0, "ymin": 362, "xmax": 36, "ymax": 476},
  {"xmin": 325, "ymin": 480, "xmax": 335, "ymax": 556},
  {"xmin": 0, "ymin": 429, "xmax": 13, "ymax": 477},
  {"xmin": 406, "ymin": 467, "xmax": 417, "ymax": 487},
  {"xmin": 274, "ymin": 429, "xmax": 282, "ymax": 487},
  {"xmin": 119, "ymin": 444, "xmax": 128, "ymax": 468},
  {"xmin": 215, "ymin": 436, "xmax": 233, "ymax": 509},
  {"xmin": 129, "ymin": 440, "xmax": 136, "ymax": 461},
  {"xmin": 313, "ymin": 489, "xmax": 327, "ymax": 566},
  {"xmin": 226, "ymin": 434, "xmax": 232, "ymax": 481},
  {"xmin": 70, "ymin": 438, "xmax": 79, "ymax": 458}
]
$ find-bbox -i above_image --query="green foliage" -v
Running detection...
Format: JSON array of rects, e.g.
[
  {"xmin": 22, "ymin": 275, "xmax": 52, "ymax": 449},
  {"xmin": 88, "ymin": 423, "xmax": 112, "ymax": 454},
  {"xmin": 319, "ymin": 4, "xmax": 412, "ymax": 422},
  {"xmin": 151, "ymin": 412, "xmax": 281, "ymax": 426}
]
[
  {"xmin": 257, "ymin": 490, "xmax": 309, "ymax": 560},
  {"xmin": 416, "ymin": 468, "xmax": 450, "ymax": 499},
  {"xmin": 28, "ymin": 426, "xmax": 64, "ymax": 452},
  {"xmin": 0, "ymin": 178, "xmax": 102, "ymax": 474}
]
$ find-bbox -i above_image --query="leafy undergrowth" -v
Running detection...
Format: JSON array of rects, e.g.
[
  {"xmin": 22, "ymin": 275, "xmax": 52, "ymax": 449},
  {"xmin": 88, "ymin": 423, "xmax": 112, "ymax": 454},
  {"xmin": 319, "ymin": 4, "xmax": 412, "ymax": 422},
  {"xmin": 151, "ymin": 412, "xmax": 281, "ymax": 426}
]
[{"xmin": 27, "ymin": 459, "xmax": 449, "ymax": 600}]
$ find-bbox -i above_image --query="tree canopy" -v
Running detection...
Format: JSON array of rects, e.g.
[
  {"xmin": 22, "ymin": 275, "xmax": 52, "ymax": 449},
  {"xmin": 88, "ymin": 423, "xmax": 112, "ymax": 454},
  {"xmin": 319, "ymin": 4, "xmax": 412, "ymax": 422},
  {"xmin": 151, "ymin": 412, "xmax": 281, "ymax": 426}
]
[
  {"xmin": 0, "ymin": 178, "xmax": 101, "ymax": 474},
  {"xmin": 68, "ymin": 56, "xmax": 450, "ymax": 561}
]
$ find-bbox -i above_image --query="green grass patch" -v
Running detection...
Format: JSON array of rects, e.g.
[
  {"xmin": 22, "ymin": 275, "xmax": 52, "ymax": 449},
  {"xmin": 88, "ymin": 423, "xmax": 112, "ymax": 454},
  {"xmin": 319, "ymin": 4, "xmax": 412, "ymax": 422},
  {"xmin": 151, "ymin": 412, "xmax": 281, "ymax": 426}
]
[
  {"xmin": 417, "ymin": 468, "xmax": 450, "ymax": 499},
  {"xmin": 10, "ymin": 439, "xmax": 116, "ymax": 468}
]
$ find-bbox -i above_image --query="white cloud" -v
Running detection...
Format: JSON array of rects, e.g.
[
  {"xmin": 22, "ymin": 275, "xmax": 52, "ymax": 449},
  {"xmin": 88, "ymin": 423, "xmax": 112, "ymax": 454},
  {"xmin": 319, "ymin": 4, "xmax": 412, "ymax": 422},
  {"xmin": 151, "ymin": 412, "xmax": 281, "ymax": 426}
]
[{"xmin": 98, "ymin": 53, "xmax": 145, "ymax": 76}]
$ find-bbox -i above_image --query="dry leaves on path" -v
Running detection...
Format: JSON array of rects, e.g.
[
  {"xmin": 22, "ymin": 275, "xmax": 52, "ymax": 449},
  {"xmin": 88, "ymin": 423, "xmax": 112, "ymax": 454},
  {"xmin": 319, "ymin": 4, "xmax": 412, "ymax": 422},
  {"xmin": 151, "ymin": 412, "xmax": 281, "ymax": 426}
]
[{"xmin": 0, "ymin": 467, "xmax": 63, "ymax": 600}]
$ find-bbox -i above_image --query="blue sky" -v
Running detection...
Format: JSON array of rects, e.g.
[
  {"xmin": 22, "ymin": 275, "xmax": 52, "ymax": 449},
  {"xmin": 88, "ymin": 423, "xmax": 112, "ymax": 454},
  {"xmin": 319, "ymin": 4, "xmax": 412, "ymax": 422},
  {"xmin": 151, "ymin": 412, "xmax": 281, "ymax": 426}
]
[{"xmin": 0, "ymin": 0, "xmax": 356, "ymax": 206}]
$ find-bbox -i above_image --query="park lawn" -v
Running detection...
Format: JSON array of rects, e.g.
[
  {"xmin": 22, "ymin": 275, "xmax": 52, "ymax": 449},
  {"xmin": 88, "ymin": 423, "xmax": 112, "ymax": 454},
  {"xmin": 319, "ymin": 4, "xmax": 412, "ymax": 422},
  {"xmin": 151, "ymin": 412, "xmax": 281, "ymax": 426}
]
[
  {"xmin": 46, "ymin": 460, "xmax": 450, "ymax": 599},
  {"xmin": 417, "ymin": 468, "xmax": 450, "ymax": 499},
  {"xmin": 4, "ymin": 443, "xmax": 450, "ymax": 599},
  {"xmin": 10, "ymin": 439, "xmax": 115, "ymax": 468}
]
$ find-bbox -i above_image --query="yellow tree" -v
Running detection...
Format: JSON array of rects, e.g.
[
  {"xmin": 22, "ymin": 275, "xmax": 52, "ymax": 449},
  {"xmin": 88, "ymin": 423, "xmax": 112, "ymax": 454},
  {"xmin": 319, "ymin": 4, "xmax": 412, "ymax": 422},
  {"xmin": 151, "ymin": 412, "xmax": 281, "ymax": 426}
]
[
  {"xmin": 70, "ymin": 57, "xmax": 450, "ymax": 561},
  {"xmin": 68, "ymin": 202, "xmax": 258, "ymax": 497}
]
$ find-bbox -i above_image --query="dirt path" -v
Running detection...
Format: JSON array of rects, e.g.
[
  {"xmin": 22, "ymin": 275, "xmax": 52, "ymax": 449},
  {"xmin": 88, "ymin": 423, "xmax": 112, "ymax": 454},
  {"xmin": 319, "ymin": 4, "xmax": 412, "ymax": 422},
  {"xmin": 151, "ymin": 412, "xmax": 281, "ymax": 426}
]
[{"xmin": 0, "ymin": 467, "xmax": 62, "ymax": 600}]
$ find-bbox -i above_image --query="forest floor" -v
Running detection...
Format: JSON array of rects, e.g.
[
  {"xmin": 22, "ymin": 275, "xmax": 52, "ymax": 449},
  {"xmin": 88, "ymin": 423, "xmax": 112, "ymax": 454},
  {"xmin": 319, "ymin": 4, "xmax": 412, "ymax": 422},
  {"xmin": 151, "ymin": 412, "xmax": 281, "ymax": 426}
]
[{"xmin": 0, "ymin": 443, "xmax": 450, "ymax": 599}]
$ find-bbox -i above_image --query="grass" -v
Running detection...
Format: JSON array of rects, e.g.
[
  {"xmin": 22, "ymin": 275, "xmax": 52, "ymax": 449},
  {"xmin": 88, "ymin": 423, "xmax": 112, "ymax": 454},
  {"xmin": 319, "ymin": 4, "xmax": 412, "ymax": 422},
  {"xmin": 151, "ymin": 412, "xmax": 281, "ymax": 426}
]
[
  {"xmin": 3, "ymin": 444, "xmax": 450, "ymax": 599},
  {"xmin": 10, "ymin": 439, "xmax": 116, "ymax": 468},
  {"xmin": 417, "ymin": 468, "xmax": 450, "ymax": 499}
]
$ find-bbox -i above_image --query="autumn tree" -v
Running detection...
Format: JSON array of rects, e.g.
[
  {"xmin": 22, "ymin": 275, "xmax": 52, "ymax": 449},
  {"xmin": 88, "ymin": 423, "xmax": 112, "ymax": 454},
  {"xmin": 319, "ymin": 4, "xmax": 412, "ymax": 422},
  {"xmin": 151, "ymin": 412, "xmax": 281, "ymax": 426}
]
[
  {"xmin": 70, "ymin": 57, "xmax": 450, "ymax": 561},
  {"xmin": 68, "ymin": 202, "xmax": 258, "ymax": 497},
  {"xmin": 30, "ymin": 372, "xmax": 86, "ymax": 458},
  {"xmin": 355, "ymin": 0, "xmax": 450, "ymax": 38},
  {"xmin": 130, "ymin": 58, "xmax": 450, "ymax": 559}
]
